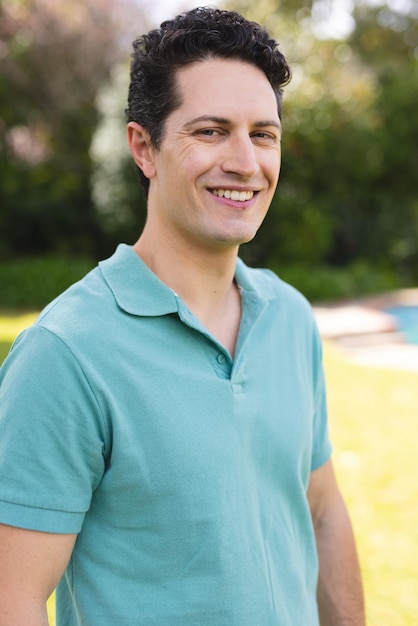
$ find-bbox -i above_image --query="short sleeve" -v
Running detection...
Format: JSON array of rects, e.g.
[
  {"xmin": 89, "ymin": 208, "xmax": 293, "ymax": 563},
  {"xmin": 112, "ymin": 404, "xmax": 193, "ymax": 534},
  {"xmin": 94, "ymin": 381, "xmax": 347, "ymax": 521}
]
[{"xmin": 0, "ymin": 326, "xmax": 108, "ymax": 533}]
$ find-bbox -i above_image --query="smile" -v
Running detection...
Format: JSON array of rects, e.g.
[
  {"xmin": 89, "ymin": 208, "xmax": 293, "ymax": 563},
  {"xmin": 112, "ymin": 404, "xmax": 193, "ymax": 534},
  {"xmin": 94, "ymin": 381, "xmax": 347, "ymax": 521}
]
[{"xmin": 211, "ymin": 189, "xmax": 254, "ymax": 202}]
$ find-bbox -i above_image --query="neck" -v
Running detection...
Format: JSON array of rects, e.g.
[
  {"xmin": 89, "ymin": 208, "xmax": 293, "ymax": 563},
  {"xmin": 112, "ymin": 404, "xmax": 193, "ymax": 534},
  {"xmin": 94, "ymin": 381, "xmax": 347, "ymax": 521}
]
[
  {"xmin": 133, "ymin": 228, "xmax": 242, "ymax": 357},
  {"xmin": 135, "ymin": 223, "xmax": 239, "ymax": 301}
]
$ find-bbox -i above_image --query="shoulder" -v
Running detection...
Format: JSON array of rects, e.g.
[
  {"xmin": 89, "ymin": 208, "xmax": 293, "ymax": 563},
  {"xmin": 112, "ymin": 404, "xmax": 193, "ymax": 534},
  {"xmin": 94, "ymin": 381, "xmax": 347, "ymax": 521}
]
[
  {"xmin": 37, "ymin": 265, "xmax": 111, "ymax": 331},
  {"xmin": 0, "ymin": 261, "xmax": 116, "ymax": 381},
  {"xmin": 34, "ymin": 245, "xmax": 141, "ymax": 344}
]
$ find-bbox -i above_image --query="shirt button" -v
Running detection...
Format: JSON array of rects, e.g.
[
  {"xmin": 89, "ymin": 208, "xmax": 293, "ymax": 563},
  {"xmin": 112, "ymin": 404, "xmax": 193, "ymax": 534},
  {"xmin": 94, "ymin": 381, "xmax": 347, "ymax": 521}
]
[{"xmin": 217, "ymin": 353, "xmax": 226, "ymax": 364}]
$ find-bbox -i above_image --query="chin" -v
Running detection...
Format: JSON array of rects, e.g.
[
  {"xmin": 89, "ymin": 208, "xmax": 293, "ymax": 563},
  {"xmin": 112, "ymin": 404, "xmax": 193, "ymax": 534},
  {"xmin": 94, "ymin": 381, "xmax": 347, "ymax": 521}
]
[{"xmin": 234, "ymin": 229, "xmax": 259, "ymax": 246}]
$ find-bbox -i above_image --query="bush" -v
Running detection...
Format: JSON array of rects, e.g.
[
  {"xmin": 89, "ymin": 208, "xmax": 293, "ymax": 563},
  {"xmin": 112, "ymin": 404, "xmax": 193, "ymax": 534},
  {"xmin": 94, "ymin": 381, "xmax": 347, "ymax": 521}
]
[
  {"xmin": 272, "ymin": 260, "xmax": 402, "ymax": 303},
  {"xmin": 0, "ymin": 256, "xmax": 95, "ymax": 309},
  {"xmin": 0, "ymin": 255, "xmax": 407, "ymax": 311}
]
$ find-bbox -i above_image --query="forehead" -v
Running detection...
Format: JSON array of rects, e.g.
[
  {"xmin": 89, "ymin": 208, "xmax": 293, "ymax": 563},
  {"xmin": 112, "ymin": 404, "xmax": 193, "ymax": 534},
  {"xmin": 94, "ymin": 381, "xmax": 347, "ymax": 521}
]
[{"xmin": 172, "ymin": 58, "xmax": 279, "ymax": 123}]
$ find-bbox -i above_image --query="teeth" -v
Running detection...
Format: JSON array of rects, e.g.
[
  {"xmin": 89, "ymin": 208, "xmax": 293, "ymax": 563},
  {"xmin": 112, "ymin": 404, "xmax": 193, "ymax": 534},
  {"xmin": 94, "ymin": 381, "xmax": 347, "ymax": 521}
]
[{"xmin": 212, "ymin": 189, "xmax": 254, "ymax": 201}]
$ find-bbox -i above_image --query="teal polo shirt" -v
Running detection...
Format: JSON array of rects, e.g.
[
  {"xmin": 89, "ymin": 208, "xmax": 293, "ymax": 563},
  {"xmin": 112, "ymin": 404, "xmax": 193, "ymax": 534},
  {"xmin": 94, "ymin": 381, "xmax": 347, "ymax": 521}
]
[{"xmin": 0, "ymin": 244, "xmax": 331, "ymax": 625}]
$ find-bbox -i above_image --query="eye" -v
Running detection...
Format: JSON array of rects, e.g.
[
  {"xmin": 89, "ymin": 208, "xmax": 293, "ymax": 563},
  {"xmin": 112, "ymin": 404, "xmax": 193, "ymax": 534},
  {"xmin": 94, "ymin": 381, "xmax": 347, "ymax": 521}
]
[
  {"xmin": 194, "ymin": 128, "xmax": 225, "ymax": 138},
  {"xmin": 251, "ymin": 131, "xmax": 279, "ymax": 142}
]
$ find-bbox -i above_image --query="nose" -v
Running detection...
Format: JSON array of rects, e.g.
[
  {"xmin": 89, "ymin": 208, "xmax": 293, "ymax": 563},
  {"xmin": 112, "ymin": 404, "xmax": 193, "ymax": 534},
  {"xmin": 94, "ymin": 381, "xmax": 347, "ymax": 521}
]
[{"xmin": 221, "ymin": 133, "xmax": 259, "ymax": 178}]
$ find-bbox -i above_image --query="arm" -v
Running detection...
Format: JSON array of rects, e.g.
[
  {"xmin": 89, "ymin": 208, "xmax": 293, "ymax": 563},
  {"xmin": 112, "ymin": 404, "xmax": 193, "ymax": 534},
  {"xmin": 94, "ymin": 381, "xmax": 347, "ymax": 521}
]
[
  {"xmin": 308, "ymin": 459, "xmax": 365, "ymax": 626},
  {"xmin": 0, "ymin": 523, "xmax": 76, "ymax": 626}
]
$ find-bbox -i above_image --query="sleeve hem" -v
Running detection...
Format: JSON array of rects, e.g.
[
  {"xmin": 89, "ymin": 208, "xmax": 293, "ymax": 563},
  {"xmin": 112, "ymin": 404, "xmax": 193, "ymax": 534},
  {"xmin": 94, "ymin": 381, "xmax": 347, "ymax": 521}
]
[
  {"xmin": 311, "ymin": 442, "xmax": 333, "ymax": 472},
  {"xmin": 0, "ymin": 499, "xmax": 84, "ymax": 534}
]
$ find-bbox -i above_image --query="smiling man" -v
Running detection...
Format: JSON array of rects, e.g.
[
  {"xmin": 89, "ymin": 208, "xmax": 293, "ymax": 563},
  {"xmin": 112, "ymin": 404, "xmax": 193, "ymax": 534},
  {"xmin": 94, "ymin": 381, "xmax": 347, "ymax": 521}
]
[{"xmin": 0, "ymin": 7, "xmax": 364, "ymax": 625}]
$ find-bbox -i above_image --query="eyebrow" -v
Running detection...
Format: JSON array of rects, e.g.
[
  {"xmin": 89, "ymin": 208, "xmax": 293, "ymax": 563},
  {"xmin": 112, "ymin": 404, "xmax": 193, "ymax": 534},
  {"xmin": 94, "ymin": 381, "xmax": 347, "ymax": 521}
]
[{"xmin": 184, "ymin": 115, "xmax": 282, "ymax": 131}]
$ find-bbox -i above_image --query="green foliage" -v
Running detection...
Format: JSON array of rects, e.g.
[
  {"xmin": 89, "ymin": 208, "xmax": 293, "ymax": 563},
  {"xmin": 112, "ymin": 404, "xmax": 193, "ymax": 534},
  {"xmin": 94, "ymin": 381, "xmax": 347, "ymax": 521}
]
[
  {"xmin": 227, "ymin": 0, "xmax": 418, "ymax": 281},
  {"xmin": 0, "ymin": 255, "xmax": 402, "ymax": 311},
  {"xmin": 1, "ymin": 0, "xmax": 418, "ymax": 283},
  {"xmin": 0, "ymin": 0, "xmax": 136, "ymax": 259},
  {"xmin": 90, "ymin": 64, "xmax": 147, "ymax": 251},
  {"xmin": 271, "ymin": 260, "xmax": 400, "ymax": 302},
  {"xmin": 0, "ymin": 256, "xmax": 95, "ymax": 309}
]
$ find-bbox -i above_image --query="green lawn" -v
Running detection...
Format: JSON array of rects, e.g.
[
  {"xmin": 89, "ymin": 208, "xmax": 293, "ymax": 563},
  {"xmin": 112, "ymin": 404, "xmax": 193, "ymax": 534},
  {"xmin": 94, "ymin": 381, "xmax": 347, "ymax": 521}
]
[
  {"xmin": 324, "ymin": 343, "xmax": 418, "ymax": 625},
  {"xmin": 1, "ymin": 312, "xmax": 417, "ymax": 624}
]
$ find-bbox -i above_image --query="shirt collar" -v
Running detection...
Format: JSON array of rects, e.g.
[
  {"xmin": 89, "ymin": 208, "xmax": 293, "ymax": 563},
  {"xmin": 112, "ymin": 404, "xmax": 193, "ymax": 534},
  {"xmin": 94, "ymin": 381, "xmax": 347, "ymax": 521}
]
[
  {"xmin": 99, "ymin": 244, "xmax": 272, "ymax": 317},
  {"xmin": 99, "ymin": 244, "xmax": 179, "ymax": 316}
]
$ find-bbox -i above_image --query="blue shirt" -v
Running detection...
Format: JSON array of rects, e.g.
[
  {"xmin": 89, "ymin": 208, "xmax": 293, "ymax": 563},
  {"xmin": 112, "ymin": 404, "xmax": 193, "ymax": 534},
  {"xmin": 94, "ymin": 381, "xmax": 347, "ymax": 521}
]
[{"xmin": 0, "ymin": 244, "xmax": 331, "ymax": 625}]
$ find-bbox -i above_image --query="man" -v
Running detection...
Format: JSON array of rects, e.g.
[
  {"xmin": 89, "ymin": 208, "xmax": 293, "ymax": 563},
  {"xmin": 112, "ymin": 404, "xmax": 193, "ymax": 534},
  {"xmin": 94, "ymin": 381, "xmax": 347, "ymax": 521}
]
[{"xmin": 0, "ymin": 7, "xmax": 364, "ymax": 625}]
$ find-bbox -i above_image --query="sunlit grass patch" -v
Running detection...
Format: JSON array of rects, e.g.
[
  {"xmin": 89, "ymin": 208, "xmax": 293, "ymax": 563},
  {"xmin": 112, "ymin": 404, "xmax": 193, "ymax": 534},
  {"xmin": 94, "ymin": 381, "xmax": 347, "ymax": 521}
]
[
  {"xmin": 323, "ymin": 341, "xmax": 418, "ymax": 625},
  {"xmin": 0, "ymin": 312, "xmax": 38, "ymax": 342}
]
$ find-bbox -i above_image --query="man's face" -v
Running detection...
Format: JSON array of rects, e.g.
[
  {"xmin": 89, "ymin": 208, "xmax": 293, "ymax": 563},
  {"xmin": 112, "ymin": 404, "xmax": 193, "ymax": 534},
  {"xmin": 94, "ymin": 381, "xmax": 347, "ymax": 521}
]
[{"xmin": 146, "ymin": 58, "xmax": 282, "ymax": 253}]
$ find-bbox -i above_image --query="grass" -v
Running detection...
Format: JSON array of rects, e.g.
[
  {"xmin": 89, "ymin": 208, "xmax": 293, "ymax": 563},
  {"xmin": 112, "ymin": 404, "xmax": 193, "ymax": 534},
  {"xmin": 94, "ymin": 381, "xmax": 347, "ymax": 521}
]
[
  {"xmin": 1, "ymin": 312, "xmax": 417, "ymax": 624},
  {"xmin": 323, "ymin": 342, "xmax": 418, "ymax": 625}
]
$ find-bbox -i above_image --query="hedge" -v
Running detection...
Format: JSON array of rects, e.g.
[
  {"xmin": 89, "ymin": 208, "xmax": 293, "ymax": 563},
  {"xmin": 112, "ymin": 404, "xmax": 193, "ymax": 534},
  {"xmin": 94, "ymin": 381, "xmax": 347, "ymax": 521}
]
[
  {"xmin": 0, "ymin": 255, "xmax": 403, "ymax": 310},
  {"xmin": 0, "ymin": 256, "xmax": 95, "ymax": 309}
]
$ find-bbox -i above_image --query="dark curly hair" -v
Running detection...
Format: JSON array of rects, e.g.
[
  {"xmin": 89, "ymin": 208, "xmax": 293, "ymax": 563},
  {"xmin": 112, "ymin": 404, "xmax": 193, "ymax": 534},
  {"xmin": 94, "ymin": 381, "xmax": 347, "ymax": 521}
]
[{"xmin": 126, "ymin": 7, "xmax": 291, "ymax": 194}]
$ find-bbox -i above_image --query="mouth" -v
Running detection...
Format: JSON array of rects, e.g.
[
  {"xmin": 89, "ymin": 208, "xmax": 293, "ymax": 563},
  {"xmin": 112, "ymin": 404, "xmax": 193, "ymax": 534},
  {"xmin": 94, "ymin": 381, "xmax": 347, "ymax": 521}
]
[{"xmin": 210, "ymin": 189, "xmax": 255, "ymax": 202}]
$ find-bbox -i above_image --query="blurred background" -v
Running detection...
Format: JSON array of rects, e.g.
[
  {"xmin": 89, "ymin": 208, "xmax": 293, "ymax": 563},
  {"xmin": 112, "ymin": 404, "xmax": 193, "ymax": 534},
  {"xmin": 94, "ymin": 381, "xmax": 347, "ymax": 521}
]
[
  {"xmin": 1, "ymin": 1, "xmax": 418, "ymax": 624},
  {"xmin": 1, "ymin": 0, "xmax": 417, "ymax": 306}
]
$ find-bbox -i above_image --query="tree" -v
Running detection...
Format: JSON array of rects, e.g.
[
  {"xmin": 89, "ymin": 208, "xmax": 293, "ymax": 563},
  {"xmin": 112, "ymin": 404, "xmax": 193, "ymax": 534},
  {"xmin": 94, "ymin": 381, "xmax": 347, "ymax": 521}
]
[
  {"xmin": 0, "ymin": 0, "xmax": 147, "ymax": 258},
  {"xmin": 222, "ymin": 0, "xmax": 418, "ymax": 281},
  {"xmin": 343, "ymin": 2, "xmax": 418, "ymax": 279}
]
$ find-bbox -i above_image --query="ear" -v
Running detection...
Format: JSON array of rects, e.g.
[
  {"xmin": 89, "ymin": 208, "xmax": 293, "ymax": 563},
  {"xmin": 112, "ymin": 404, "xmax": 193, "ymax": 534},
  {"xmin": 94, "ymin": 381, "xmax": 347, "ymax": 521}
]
[{"xmin": 127, "ymin": 122, "xmax": 156, "ymax": 179}]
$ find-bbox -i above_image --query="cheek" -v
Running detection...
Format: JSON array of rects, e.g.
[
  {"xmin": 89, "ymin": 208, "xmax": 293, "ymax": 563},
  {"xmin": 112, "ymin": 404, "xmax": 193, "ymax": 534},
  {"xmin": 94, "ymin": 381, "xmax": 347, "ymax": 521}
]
[
  {"xmin": 185, "ymin": 145, "xmax": 217, "ymax": 172},
  {"xmin": 260, "ymin": 148, "xmax": 281, "ymax": 181},
  {"xmin": 270, "ymin": 155, "xmax": 281, "ymax": 186}
]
